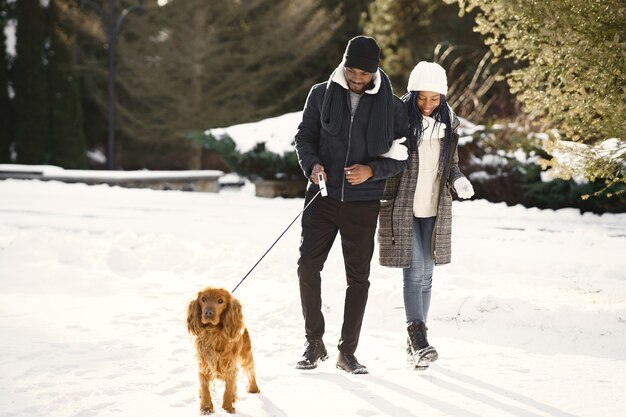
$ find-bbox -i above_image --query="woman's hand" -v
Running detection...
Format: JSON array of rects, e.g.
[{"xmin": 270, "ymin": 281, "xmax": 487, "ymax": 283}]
[{"xmin": 454, "ymin": 177, "xmax": 474, "ymax": 199}]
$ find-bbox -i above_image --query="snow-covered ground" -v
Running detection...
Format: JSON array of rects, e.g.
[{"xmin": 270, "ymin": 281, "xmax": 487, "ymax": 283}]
[{"xmin": 1, "ymin": 179, "xmax": 625, "ymax": 417}]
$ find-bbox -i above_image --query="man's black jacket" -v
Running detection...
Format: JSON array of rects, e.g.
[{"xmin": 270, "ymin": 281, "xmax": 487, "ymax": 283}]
[{"xmin": 295, "ymin": 81, "xmax": 409, "ymax": 202}]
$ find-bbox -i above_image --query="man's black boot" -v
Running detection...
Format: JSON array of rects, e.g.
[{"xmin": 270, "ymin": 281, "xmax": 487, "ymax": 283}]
[
  {"xmin": 336, "ymin": 352, "xmax": 368, "ymax": 374},
  {"xmin": 295, "ymin": 339, "xmax": 328, "ymax": 370}
]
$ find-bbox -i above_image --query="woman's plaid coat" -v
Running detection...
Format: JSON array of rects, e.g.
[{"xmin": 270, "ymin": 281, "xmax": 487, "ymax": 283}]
[{"xmin": 378, "ymin": 116, "xmax": 465, "ymax": 267}]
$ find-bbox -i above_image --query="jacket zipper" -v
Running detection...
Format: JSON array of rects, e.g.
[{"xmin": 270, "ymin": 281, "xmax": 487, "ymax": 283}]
[{"xmin": 342, "ymin": 92, "xmax": 359, "ymax": 202}]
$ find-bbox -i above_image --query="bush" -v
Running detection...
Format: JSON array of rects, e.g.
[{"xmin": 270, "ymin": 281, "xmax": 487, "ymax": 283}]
[
  {"xmin": 458, "ymin": 123, "xmax": 626, "ymax": 214},
  {"xmin": 235, "ymin": 142, "xmax": 303, "ymax": 181},
  {"xmin": 186, "ymin": 131, "xmax": 239, "ymax": 171},
  {"xmin": 525, "ymin": 180, "xmax": 626, "ymax": 214},
  {"xmin": 448, "ymin": 0, "xmax": 625, "ymax": 187},
  {"xmin": 186, "ymin": 130, "xmax": 305, "ymax": 181},
  {"xmin": 237, "ymin": 142, "xmax": 282, "ymax": 180},
  {"xmin": 277, "ymin": 150, "xmax": 304, "ymax": 180}
]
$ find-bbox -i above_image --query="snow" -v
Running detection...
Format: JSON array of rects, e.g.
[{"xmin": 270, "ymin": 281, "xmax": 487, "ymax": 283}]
[
  {"xmin": 0, "ymin": 164, "xmax": 222, "ymax": 180},
  {"xmin": 206, "ymin": 112, "xmax": 303, "ymax": 155},
  {"xmin": 4, "ymin": 19, "xmax": 16, "ymax": 57},
  {"xmin": 1, "ymin": 178, "xmax": 625, "ymax": 417}
]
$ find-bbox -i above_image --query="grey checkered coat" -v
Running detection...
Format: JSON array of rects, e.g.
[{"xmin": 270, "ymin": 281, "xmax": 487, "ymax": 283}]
[{"xmin": 378, "ymin": 116, "xmax": 466, "ymax": 267}]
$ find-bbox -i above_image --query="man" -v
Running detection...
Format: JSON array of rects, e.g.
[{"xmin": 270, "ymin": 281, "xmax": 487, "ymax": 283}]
[{"xmin": 294, "ymin": 35, "xmax": 409, "ymax": 374}]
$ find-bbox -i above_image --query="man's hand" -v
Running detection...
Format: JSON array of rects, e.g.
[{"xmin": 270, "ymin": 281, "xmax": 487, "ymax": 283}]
[
  {"xmin": 311, "ymin": 163, "xmax": 326, "ymax": 184},
  {"xmin": 344, "ymin": 164, "xmax": 373, "ymax": 185}
]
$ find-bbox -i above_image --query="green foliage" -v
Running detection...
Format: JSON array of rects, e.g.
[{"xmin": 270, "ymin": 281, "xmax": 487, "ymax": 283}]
[
  {"xmin": 525, "ymin": 179, "xmax": 626, "ymax": 214},
  {"xmin": 448, "ymin": 0, "xmax": 626, "ymax": 187},
  {"xmin": 540, "ymin": 135, "xmax": 626, "ymax": 198},
  {"xmin": 279, "ymin": 150, "xmax": 303, "ymax": 180},
  {"xmin": 193, "ymin": 138, "xmax": 302, "ymax": 181},
  {"xmin": 14, "ymin": 0, "xmax": 50, "ymax": 164},
  {"xmin": 237, "ymin": 142, "xmax": 282, "ymax": 180},
  {"xmin": 365, "ymin": 0, "xmax": 480, "ymax": 87},
  {"xmin": 186, "ymin": 129, "xmax": 304, "ymax": 180},
  {"xmin": 458, "ymin": 124, "xmax": 626, "ymax": 213},
  {"xmin": 2, "ymin": 0, "xmax": 88, "ymax": 167},
  {"xmin": 186, "ymin": 131, "xmax": 239, "ymax": 171},
  {"xmin": 364, "ymin": 0, "xmax": 516, "ymax": 119},
  {"xmin": 113, "ymin": 0, "xmax": 338, "ymax": 145}
]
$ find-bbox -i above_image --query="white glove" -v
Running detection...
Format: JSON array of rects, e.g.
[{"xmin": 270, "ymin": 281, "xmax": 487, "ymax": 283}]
[
  {"xmin": 454, "ymin": 177, "xmax": 474, "ymax": 199},
  {"xmin": 380, "ymin": 137, "xmax": 408, "ymax": 161}
]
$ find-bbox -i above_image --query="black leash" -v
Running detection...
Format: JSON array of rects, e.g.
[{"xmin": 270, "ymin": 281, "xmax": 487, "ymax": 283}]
[{"xmin": 231, "ymin": 189, "xmax": 322, "ymax": 293}]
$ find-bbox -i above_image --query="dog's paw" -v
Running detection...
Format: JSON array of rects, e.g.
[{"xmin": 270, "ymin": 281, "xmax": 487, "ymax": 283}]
[
  {"xmin": 200, "ymin": 403, "xmax": 214, "ymax": 414},
  {"xmin": 222, "ymin": 403, "xmax": 236, "ymax": 414},
  {"xmin": 248, "ymin": 380, "xmax": 260, "ymax": 393}
]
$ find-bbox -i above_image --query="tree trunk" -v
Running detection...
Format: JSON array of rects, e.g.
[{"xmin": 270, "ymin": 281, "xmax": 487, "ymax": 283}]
[
  {"xmin": 48, "ymin": 0, "xmax": 87, "ymax": 169},
  {"xmin": 14, "ymin": 0, "xmax": 50, "ymax": 164},
  {"xmin": 0, "ymin": 0, "xmax": 11, "ymax": 162}
]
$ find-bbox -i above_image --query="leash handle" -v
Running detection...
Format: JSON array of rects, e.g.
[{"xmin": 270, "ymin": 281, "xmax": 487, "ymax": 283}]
[
  {"xmin": 232, "ymin": 189, "xmax": 322, "ymax": 293},
  {"xmin": 318, "ymin": 173, "xmax": 328, "ymax": 197}
]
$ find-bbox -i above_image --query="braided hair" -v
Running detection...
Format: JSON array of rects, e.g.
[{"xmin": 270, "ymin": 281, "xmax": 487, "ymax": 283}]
[{"xmin": 403, "ymin": 91, "xmax": 452, "ymax": 174}]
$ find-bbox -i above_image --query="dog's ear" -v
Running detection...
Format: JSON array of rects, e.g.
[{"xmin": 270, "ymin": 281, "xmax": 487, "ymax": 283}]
[
  {"xmin": 223, "ymin": 296, "xmax": 244, "ymax": 339},
  {"xmin": 187, "ymin": 297, "xmax": 203, "ymax": 336}
]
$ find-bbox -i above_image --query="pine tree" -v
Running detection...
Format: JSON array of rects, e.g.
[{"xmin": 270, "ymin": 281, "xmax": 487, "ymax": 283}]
[
  {"xmin": 111, "ymin": 0, "xmax": 337, "ymax": 144},
  {"xmin": 48, "ymin": 0, "xmax": 86, "ymax": 168},
  {"xmin": 447, "ymin": 0, "xmax": 625, "ymax": 188},
  {"xmin": 67, "ymin": 3, "xmax": 108, "ymax": 160},
  {"xmin": 0, "ymin": 0, "xmax": 11, "ymax": 162},
  {"xmin": 14, "ymin": 0, "xmax": 50, "ymax": 164},
  {"xmin": 364, "ymin": 0, "xmax": 514, "ymax": 120}
]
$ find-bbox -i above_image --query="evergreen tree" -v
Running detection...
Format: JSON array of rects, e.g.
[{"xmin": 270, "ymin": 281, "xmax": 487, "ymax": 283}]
[
  {"xmin": 67, "ymin": 3, "xmax": 109, "ymax": 158},
  {"xmin": 364, "ymin": 0, "xmax": 514, "ymax": 120},
  {"xmin": 0, "ymin": 0, "xmax": 11, "ymax": 162},
  {"xmin": 14, "ymin": 0, "xmax": 50, "ymax": 164},
  {"xmin": 447, "ymin": 0, "xmax": 625, "ymax": 187},
  {"xmin": 111, "ymin": 0, "xmax": 337, "ymax": 144},
  {"xmin": 68, "ymin": 0, "xmax": 371, "ymax": 168},
  {"xmin": 48, "ymin": 0, "xmax": 86, "ymax": 168},
  {"xmin": 320, "ymin": 0, "xmax": 374, "ymax": 60}
]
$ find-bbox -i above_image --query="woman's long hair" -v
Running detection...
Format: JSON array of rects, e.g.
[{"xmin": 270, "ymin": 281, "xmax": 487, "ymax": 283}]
[{"xmin": 403, "ymin": 91, "xmax": 452, "ymax": 174}]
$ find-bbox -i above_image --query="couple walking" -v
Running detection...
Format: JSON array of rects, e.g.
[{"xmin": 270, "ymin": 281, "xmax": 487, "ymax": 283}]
[{"xmin": 293, "ymin": 35, "xmax": 474, "ymax": 374}]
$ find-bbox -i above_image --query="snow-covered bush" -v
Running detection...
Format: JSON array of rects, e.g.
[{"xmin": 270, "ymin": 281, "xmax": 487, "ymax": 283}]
[{"xmin": 458, "ymin": 122, "xmax": 626, "ymax": 213}]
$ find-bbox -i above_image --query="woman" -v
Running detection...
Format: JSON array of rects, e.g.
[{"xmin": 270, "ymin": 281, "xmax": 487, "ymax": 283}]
[{"xmin": 378, "ymin": 61, "xmax": 474, "ymax": 370}]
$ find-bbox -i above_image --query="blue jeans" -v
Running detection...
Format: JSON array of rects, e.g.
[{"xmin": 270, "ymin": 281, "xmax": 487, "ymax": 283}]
[{"xmin": 403, "ymin": 216, "xmax": 436, "ymax": 323}]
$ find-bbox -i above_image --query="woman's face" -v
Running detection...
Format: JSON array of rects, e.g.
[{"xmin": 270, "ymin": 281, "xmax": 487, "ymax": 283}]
[{"xmin": 416, "ymin": 91, "xmax": 441, "ymax": 116}]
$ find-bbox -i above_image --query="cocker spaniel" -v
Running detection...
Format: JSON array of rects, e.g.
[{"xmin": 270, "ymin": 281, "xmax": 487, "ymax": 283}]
[{"xmin": 187, "ymin": 286, "xmax": 259, "ymax": 414}]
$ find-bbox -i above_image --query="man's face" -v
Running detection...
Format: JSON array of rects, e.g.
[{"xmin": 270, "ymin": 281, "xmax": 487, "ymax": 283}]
[{"xmin": 344, "ymin": 67, "xmax": 374, "ymax": 94}]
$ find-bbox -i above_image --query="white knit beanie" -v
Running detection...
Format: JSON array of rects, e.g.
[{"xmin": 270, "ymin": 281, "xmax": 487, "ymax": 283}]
[{"xmin": 407, "ymin": 61, "xmax": 448, "ymax": 95}]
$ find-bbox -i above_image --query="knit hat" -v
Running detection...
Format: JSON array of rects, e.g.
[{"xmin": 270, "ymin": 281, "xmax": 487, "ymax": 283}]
[
  {"xmin": 407, "ymin": 61, "xmax": 448, "ymax": 95},
  {"xmin": 343, "ymin": 36, "xmax": 380, "ymax": 73}
]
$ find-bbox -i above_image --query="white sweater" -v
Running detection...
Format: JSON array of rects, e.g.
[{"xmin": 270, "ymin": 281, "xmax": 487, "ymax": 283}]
[{"xmin": 413, "ymin": 116, "xmax": 446, "ymax": 217}]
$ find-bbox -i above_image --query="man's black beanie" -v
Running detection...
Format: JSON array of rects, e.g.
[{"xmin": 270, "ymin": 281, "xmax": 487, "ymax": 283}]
[{"xmin": 343, "ymin": 35, "xmax": 380, "ymax": 73}]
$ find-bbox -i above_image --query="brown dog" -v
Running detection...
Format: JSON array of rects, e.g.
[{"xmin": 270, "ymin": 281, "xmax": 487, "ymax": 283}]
[{"xmin": 187, "ymin": 287, "xmax": 259, "ymax": 414}]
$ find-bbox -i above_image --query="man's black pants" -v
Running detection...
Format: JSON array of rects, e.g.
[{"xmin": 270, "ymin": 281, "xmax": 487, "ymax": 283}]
[{"xmin": 297, "ymin": 191, "xmax": 380, "ymax": 354}]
